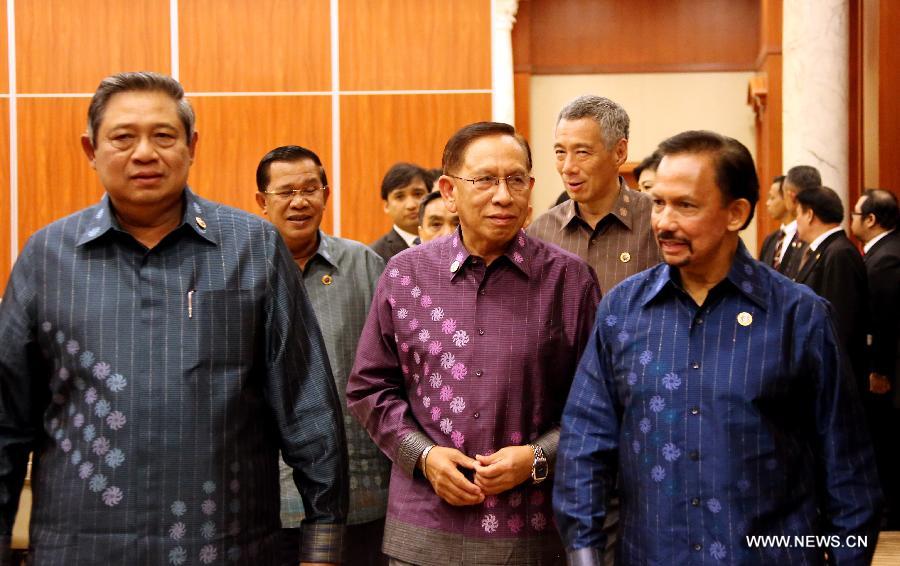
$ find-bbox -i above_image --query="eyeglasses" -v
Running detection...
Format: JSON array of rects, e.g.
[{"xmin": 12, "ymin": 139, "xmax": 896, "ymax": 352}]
[
  {"xmin": 264, "ymin": 186, "xmax": 326, "ymax": 201},
  {"xmin": 446, "ymin": 174, "xmax": 532, "ymax": 193}
]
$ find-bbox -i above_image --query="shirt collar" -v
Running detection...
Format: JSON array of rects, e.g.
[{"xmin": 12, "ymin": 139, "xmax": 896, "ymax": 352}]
[
  {"xmin": 309, "ymin": 231, "xmax": 339, "ymax": 270},
  {"xmin": 863, "ymin": 228, "xmax": 894, "ymax": 254},
  {"xmin": 642, "ymin": 241, "xmax": 768, "ymax": 311},
  {"xmin": 782, "ymin": 219, "xmax": 798, "ymax": 240},
  {"xmin": 393, "ymin": 225, "xmax": 419, "ymax": 248},
  {"xmin": 76, "ymin": 187, "xmax": 218, "ymax": 247},
  {"xmin": 808, "ymin": 225, "xmax": 844, "ymax": 252},
  {"xmin": 444, "ymin": 226, "xmax": 533, "ymax": 280},
  {"xmin": 560, "ymin": 177, "xmax": 636, "ymax": 231}
]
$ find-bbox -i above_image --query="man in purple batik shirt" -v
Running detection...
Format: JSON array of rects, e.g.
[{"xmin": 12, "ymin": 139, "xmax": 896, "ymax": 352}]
[{"xmin": 347, "ymin": 122, "xmax": 601, "ymax": 565}]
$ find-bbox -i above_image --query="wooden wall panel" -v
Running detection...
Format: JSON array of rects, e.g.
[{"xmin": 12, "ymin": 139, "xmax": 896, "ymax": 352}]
[
  {"xmin": 188, "ymin": 96, "xmax": 333, "ymax": 232},
  {"xmin": 340, "ymin": 0, "xmax": 491, "ymax": 91},
  {"xmin": 0, "ymin": 100, "xmax": 9, "ymax": 291},
  {"xmin": 340, "ymin": 93, "xmax": 491, "ymax": 244},
  {"xmin": 878, "ymin": 0, "xmax": 900, "ymax": 194},
  {"xmin": 18, "ymin": 98, "xmax": 101, "ymax": 247},
  {"xmin": 0, "ymin": 4, "xmax": 7, "ymax": 92},
  {"xmin": 16, "ymin": 0, "xmax": 170, "ymax": 93},
  {"xmin": 753, "ymin": 0, "xmax": 783, "ymax": 251},
  {"xmin": 520, "ymin": 0, "xmax": 759, "ymax": 74},
  {"xmin": 180, "ymin": 0, "xmax": 330, "ymax": 92}
]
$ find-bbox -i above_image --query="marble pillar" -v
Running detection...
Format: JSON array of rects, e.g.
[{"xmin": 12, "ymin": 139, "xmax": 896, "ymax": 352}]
[
  {"xmin": 491, "ymin": 0, "xmax": 518, "ymax": 126},
  {"xmin": 782, "ymin": 0, "xmax": 849, "ymax": 205}
]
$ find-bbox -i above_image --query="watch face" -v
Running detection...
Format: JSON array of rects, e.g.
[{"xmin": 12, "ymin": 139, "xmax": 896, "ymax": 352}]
[{"xmin": 534, "ymin": 459, "xmax": 549, "ymax": 480}]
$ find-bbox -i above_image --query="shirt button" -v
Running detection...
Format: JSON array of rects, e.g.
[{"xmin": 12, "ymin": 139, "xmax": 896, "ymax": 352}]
[
  {"xmin": 691, "ymin": 361, "xmax": 700, "ymax": 369},
  {"xmin": 696, "ymin": 318, "xmax": 704, "ymax": 325},
  {"xmin": 689, "ymin": 450, "xmax": 700, "ymax": 461},
  {"xmin": 690, "ymin": 407, "xmax": 700, "ymax": 415},
  {"xmin": 479, "ymin": 289, "xmax": 486, "ymax": 296},
  {"xmin": 473, "ymin": 412, "xmax": 480, "ymax": 419},
  {"xmin": 475, "ymin": 370, "xmax": 483, "ymax": 377},
  {"xmin": 691, "ymin": 497, "xmax": 700, "ymax": 507},
  {"xmin": 478, "ymin": 328, "xmax": 485, "ymax": 335},
  {"xmin": 693, "ymin": 543, "xmax": 702, "ymax": 551}
]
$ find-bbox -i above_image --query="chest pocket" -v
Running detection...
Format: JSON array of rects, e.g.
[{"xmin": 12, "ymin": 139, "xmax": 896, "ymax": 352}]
[{"xmin": 184, "ymin": 289, "xmax": 260, "ymax": 371}]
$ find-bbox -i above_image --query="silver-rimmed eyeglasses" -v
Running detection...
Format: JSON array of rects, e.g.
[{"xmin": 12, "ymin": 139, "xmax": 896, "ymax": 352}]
[
  {"xmin": 446, "ymin": 174, "xmax": 532, "ymax": 192},
  {"xmin": 264, "ymin": 186, "xmax": 327, "ymax": 201}
]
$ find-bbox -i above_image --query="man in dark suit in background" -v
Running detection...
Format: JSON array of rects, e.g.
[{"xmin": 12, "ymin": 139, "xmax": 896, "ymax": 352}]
[
  {"xmin": 759, "ymin": 175, "xmax": 790, "ymax": 265},
  {"xmin": 795, "ymin": 186, "xmax": 868, "ymax": 389},
  {"xmin": 851, "ymin": 187, "xmax": 900, "ymax": 528},
  {"xmin": 371, "ymin": 163, "xmax": 430, "ymax": 261},
  {"xmin": 777, "ymin": 165, "xmax": 822, "ymax": 277}
]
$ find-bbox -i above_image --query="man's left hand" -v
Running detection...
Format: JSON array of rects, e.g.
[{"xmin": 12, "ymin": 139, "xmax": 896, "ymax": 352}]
[{"xmin": 473, "ymin": 445, "xmax": 534, "ymax": 495}]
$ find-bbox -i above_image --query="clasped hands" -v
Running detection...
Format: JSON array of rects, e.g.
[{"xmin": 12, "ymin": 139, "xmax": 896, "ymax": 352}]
[{"xmin": 422, "ymin": 445, "xmax": 534, "ymax": 506}]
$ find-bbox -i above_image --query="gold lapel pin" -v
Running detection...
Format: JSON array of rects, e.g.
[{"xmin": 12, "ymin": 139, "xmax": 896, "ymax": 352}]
[
  {"xmin": 619, "ymin": 252, "xmax": 631, "ymax": 263},
  {"xmin": 195, "ymin": 216, "xmax": 207, "ymax": 230},
  {"xmin": 321, "ymin": 274, "xmax": 333, "ymax": 286},
  {"xmin": 737, "ymin": 312, "xmax": 753, "ymax": 326}
]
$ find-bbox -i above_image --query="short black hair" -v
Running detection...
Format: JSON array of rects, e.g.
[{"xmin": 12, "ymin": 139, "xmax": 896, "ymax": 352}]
[
  {"xmin": 657, "ymin": 130, "xmax": 758, "ymax": 230},
  {"xmin": 418, "ymin": 191, "xmax": 445, "ymax": 226},
  {"xmin": 773, "ymin": 175, "xmax": 785, "ymax": 195},
  {"xmin": 442, "ymin": 122, "xmax": 532, "ymax": 176},
  {"xmin": 633, "ymin": 150, "xmax": 662, "ymax": 181},
  {"xmin": 797, "ymin": 186, "xmax": 844, "ymax": 224},
  {"xmin": 256, "ymin": 145, "xmax": 328, "ymax": 192},
  {"xmin": 861, "ymin": 188, "xmax": 899, "ymax": 230},
  {"xmin": 380, "ymin": 163, "xmax": 430, "ymax": 201},
  {"xmin": 784, "ymin": 165, "xmax": 821, "ymax": 194}
]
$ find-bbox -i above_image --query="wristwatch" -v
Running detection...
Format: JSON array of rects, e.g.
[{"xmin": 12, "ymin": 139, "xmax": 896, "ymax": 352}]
[{"xmin": 529, "ymin": 444, "xmax": 548, "ymax": 485}]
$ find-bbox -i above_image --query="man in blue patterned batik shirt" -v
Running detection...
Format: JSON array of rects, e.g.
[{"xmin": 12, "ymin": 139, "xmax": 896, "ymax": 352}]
[
  {"xmin": 0, "ymin": 72, "xmax": 348, "ymax": 565},
  {"xmin": 554, "ymin": 130, "xmax": 882, "ymax": 565}
]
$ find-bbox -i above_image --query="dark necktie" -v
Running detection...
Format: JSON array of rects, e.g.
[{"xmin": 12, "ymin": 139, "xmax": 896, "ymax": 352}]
[
  {"xmin": 798, "ymin": 247, "xmax": 814, "ymax": 272},
  {"xmin": 772, "ymin": 230, "xmax": 787, "ymax": 269}
]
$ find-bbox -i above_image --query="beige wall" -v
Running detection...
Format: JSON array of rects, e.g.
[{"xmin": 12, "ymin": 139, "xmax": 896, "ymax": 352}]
[{"xmin": 528, "ymin": 71, "xmax": 759, "ymax": 252}]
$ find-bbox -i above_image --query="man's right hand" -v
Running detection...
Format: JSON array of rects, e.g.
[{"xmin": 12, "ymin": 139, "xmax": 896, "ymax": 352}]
[{"xmin": 423, "ymin": 446, "xmax": 484, "ymax": 506}]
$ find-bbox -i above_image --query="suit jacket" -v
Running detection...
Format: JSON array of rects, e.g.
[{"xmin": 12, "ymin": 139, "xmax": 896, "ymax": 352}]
[
  {"xmin": 794, "ymin": 230, "xmax": 868, "ymax": 389},
  {"xmin": 759, "ymin": 228, "xmax": 780, "ymax": 265},
  {"xmin": 760, "ymin": 229, "xmax": 805, "ymax": 276},
  {"xmin": 864, "ymin": 230, "xmax": 900, "ymax": 406},
  {"xmin": 370, "ymin": 227, "xmax": 410, "ymax": 262}
]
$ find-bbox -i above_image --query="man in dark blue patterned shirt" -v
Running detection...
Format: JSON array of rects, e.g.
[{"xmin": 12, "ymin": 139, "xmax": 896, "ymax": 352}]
[
  {"xmin": 0, "ymin": 72, "xmax": 348, "ymax": 565},
  {"xmin": 554, "ymin": 130, "xmax": 882, "ymax": 565}
]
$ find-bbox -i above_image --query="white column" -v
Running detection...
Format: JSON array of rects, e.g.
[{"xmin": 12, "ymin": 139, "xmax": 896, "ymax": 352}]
[
  {"xmin": 782, "ymin": 0, "xmax": 849, "ymax": 205},
  {"xmin": 491, "ymin": 0, "xmax": 518, "ymax": 126}
]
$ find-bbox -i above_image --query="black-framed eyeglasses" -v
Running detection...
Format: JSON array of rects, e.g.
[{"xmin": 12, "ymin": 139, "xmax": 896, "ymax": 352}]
[
  {"xmin": 446, "ymin": 174, "xmax": 532, "ymax": 193},
  {"xmin": 850, "ymin": 211, "xmax": 866, "ymax": 217},
  {"xmin": 264, "ymin": 186, "xmax": 327, "ymax": 201}
]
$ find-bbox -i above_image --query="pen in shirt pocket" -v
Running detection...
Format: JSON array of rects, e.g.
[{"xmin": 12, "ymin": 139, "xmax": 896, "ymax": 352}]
[{"xmin": 187, "ymin": 289, "xmax": 195, "ymax": 319}]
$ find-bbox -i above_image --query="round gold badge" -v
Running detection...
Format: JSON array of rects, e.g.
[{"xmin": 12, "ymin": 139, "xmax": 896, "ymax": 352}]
[
  {"xmin": 321, "ymin": 274, "xmax": 333, "ymax": 286},
  {"xmin": 737, "ymin": 312, "xmax": 753, "ymax": 326},
  {"xmin": 619, "ymin": 252, "xmax": 631, "ymax": 263}
]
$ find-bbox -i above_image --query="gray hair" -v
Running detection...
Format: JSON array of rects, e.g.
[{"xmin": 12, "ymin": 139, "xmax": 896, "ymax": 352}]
[
  {"xmin": 86, "ymin": 71, "xmax": 195, "ymax": 147},
  {"xmin": 557, "ymin": 95, "xmax": 629, "ymax": 149}
]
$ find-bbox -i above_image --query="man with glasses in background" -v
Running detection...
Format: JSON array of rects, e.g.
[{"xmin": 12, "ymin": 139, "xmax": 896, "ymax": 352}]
[
  {"xmin": 348, "ymin": 122, "xmax": 600, "ymax": 565},
  {"xmin": 255, "ymin": 145, "xmax": 391, "ymax": 565}
]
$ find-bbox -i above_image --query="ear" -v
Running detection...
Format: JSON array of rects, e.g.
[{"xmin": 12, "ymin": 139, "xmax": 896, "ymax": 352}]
[
  {"xmin": 81, "ymin": 134, "xmax": 97, "ymax": 169},
  {"xmin": 322, "ymin": 185, "xmax": 331, "ymax": 206},
  {"xmin": 863, "ymin": 213, "xmax": 877, "ymax": 229},
  {"xmin": 613, "ymin": 138, "xmax": 628, "ymax": 167},
  {"xmin": 188, "ymin": 131, "xmax": 199, "ymax": 162},
  {"xmin": 382, "ymin": 199, "xmax": 390, "ymax": 215},
  {"xmin": 438, "ymin": 176, "xmax": 458, "ymax": 213},
  {"xmin": 726, "ymin": 198, "xmax": 752, "ymax": 232},
  {"xmin": 255, "ymin": 192, "xmax": 268, "ymax": 216}
]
